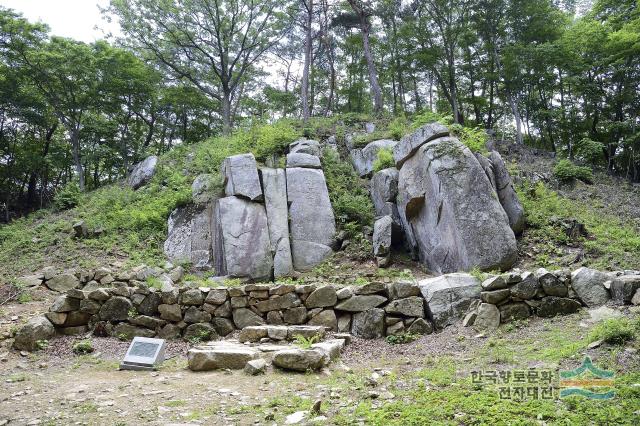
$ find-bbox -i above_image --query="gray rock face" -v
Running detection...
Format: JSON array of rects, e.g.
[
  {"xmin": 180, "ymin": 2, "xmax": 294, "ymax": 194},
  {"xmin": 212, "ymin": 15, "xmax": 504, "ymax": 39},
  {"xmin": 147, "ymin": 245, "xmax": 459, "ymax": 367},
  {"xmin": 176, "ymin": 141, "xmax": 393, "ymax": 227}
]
[
  {"xmin": 113, "ymin": 323, "xmax": 156, "ymax": 340},
  {"xmin": 305, "ymin": 286, "xmax": 337, "ymax": 308},
  {"xmin": 370, "ymin": 168, "xmax": 399, "ymax": 216},
  {"xmin": 286, "ymin": 153, "xmax": 321, "ymax": 169},
  {"xmin": 286, "ymin": 168, "xmax": 335, "ymax": 271},
  {"xmin": 335, "ymin": 295, "xmax": 387, "ymax": 312},
  {"xmin": 213, "ymin": 196, "xmax": 273, "ymax": 280},
  {"xmin": 407, "ymin": 318, "xmax": 433, "ymax": 335},
  {"xmin": 261, "ymin": 168, "xmax": 294, "ymax": 278},
  {"xmin": 127, "ymin": 155, "xmax": 158, "ymax": 190},
  {"xmin": 350, "ymin": 139, "xmax": 398, "ymax": 177},
  {"xmin": 164, "ymin": 203, "xmax": 215, "ymax": 269},
  {"xmin": 373, "ymin": 215, "xmax": 393, "ymax": 267},
  {"xmin": 499, "ymin": 303, "xmax": 530, "ymax": 322},
  {"xmin": 388, "ymin": 280, "xmax": 421, "ymax": 299},
  {"xmin": 99, "ymin": 296, "xmax": 132, "ymax": 321},
  {"xmin": 510, "ymin": 272, "xmax": 539, "ymax": 300},
  {"xmin": 537, "ymin": 297, "xmax": 582, "ymax": 318},
  {"xmin": 13, "ymin": 316, "xmax": 55, "ymax": 351},
  {"xmin": 244, "ymin": 358, "xmax": 267, "ymax": 375},
  {"xmin": 488, "ymin": 151, "xmax": 525, "ymax": 235},
  {"xmin": 481, "ymin": 276, "xmax": 508, "ymax": 291},
  {"xmin": 158, "ymin": 304, "xmax": 182, "ymax": 322},
  {"xmin": 537, "ymin": 268, "xmax": 567, "ymax": 297},
  {"xmin": 188, "ymin": 344, "xmax": 259, "ymax": 371},
  {"xmin": 290, "ymin": 139, "xmax": 321, "ymax": 157},
  {"xmin": 419, "ymin": 273, "xmax": 481, "ymax": 329},
  {"xmin": 183, "ymin": 323, "xmax": 217, "ymax": 341},
  {"xmin": 192, "ymin": 174, "xmax": 220, "ymax": 205},
  {"xmin": 46, "ymin": 274, "xmax": 79, "ymax": 292},
  {"xmin": 307, "ymin": 309, "xmax": 338, "ymax": 331},
  {"xmin": 221, "ymin": 153, "xmax": 263, "ymax": 201},
  {"xmin": 610, "ymin": 275, "xmax": 640, "ymax": 305},
  {"xmin": 384, "ymin": 296, "xmax": 424, "ymax": 317},
  {"xmin": 232, "ymin": 308, "xmax": 265, "ymax": 329},
  {"xmin": 481, "ymin": 289, "xmax": 510, "ymax": 304},
  {"xmin": 351, "ymin": 308, "xmax": 385, "ymax": 339},
  {"xmin": 571, "ymin": 267, "xmax": 611, "ymax": 307},
  {"xmin": 272, "ymin": 348, "xmax": 327, "ymax": 371},
  {"xmin": 397, "ymin": 137, "xmax": 517, "ymax": 273},
  {"xmin": 473, "ymin": 303, "xmax": 500, "ymax": 331},
  {"xmin": 393, "ymin": 122, "xmax": 450, "ymax": 168}
]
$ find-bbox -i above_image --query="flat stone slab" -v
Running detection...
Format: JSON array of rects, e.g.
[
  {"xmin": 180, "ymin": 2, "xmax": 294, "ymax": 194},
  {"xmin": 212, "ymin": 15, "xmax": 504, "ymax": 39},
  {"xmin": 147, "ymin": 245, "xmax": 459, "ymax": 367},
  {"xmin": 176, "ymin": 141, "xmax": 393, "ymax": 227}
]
[{"xmin": 188, "ymin": 342, "xmax": 259, "ymax": 371}]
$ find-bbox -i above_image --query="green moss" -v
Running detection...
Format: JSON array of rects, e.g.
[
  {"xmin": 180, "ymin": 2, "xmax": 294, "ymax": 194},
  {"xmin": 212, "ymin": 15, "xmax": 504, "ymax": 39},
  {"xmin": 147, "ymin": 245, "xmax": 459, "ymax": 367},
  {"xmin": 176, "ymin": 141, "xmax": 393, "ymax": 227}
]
[{"xmin": 372, "ymin": 148, "xmax": 395, "ymax": 173}]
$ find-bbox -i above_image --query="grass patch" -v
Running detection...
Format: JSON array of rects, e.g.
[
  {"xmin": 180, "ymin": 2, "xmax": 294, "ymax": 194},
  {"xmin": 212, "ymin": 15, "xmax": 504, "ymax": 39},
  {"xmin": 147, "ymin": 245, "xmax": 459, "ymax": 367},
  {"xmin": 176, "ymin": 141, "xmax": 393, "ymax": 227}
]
[
  {"xmin": 518, "ymin": 181, "xmax": 640, "ymax": 269},
  {"xmin": 589, "ymin": 318, "xmax": 639, "ymax": 345}
]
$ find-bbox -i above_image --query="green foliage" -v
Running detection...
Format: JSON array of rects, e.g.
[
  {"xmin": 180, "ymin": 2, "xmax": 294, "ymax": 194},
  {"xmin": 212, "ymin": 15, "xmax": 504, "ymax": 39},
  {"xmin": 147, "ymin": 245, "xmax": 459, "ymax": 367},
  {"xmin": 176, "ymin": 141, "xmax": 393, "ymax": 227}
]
[
  {"xmin": 589, "ymin": 318, "xmax": 639, "ymax": 345},
  {"xmin": 293, "ymin": 334, "xmax": 320, "ymax": 349},
  {"xmin": 518, "ymin": 181, "xmax": 640, "ymax": 269},
  {"xmin": 35, "ymin": 339, "xmax": 48, "ymax": 351},
  {"xmin": 385, "ymin": 332, "xmax": 420, "ymax": 345},
  {"xmin": 322, "ymin": 149, "xmax": 374, "ymax": 231},
  {"xmin": 353, "ymin": 276, "xmax": 370, "ymax": 286},
  {"xmin": 387, "ymin": 116, "xmax": 409, "ymax": 140},
  {"xmin": 450, "ymin": 124, "xmax": 488, "ymax": 154},
  {"xmin": 246, "ymin": 120, "xmax": 300, "ymax": 161},
  {"xmin": 53, "ymin": 181, "xmax": 81, "ymax": 211},
  {"xmin": 553, "ymin": 159, "xmax": 594, "ymax": 183},
  {"xmin": 574, "ymin": 138, "xmax": 605, "ymax": 165},
  {"xmin": 72, "ymin": 339, "xmax": 94, "ymax": 355},
  {"xmin": 410, "ymin": 111, "xmax": 453, "ymax": 129},
  {"xmin": 372, "ymin": 148, "xmax": 394, "ymax": 172}
]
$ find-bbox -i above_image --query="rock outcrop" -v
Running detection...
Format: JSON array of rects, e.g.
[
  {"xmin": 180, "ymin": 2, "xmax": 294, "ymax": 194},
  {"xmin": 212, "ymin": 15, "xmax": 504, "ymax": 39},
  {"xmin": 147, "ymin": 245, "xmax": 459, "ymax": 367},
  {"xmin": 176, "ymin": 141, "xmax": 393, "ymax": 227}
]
[
  {"xmin": 286, "ymin": 167, "xmax": 336, "ymax": 271},
  {"xmin": 261, "ymin": 168, "xmax": 294, "ymax": 278},
  {"xmin": 350, "ymin": 139, "xmax": 397, "ymax": 177},
  {"xmin": 488, "ymin": 151, "xmax": 525, "ymax": 234},
  {"xmin": 127, "ymin": 155, "xmax": 158, "ymax": 190},
  {"xmin": 222, "ymin": 153, "xmax": 263, "ymax": 201},
  {"xmin": 164, "ymin": 203, "xmax": 215, "ymax": 269},
  {"xmin": 397, "ymin": 136, "xmax": 517, "ymax": 273}
]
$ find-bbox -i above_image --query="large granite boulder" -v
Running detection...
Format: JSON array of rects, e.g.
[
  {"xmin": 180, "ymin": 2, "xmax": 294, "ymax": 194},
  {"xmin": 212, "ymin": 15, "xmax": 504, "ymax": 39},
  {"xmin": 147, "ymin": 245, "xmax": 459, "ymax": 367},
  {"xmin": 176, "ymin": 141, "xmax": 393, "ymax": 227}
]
[
  {"xmin": 164, "ymin": 203, "xmax": 215, "ymax": 269},
  {"xmin": 397, "ymin": 136, "xmax": 517, "ymax": 273},
  {"xmin": 488, "ymin": 151, "xmax": 525, "ymax": 234},
  {"xmin": 261, "ymin": 168, "xmax": 294, "ymax": 278},
  {"xmin": 188, "ymin": 343, "xmax": 259, "ymax": 371},
  {"xmin": 393, "ymin": 122, "xmax": 450, "ymax": 168},
  {"xmin": 419, "ymin": 273, "xmax": 481, "ymax": 329},
  {"xmin": 286, "ymin": 153, "xmax": 321, "ymax": 169},
  {"xmin": 350, "ymin": 139, "xmax": 397, "ymax": 177},
  {"xmin": 127, "ymin": 155, "xmax": 158, "ymax": 190},
  {"xmin": 610, "ymin": 275, "xmax": 640, "ymax": 305},
  {"xmin": 272, "ymin": 348, "xmax": 327, "ymax": 371},
  {"xmin": 13, "ymin": 316, "xmax": 55, "ymax": 351},
  {"xmin": 221, "ymin": 153, "xmax": 263, "ymax": 201},
  {"xmin": 570, "ymin": 267, "xmax": 610, "ymax": 307},
  {"xmin": 213, "ymin": 196, "xmax": 273, "ymax": 280},
  {"xmin": 286, "ymin": 168, "xmax": 336, "ymax": 271},
  {"xmin": 191, "ymin": 173, "xmax": 220, "ymax": 205}
]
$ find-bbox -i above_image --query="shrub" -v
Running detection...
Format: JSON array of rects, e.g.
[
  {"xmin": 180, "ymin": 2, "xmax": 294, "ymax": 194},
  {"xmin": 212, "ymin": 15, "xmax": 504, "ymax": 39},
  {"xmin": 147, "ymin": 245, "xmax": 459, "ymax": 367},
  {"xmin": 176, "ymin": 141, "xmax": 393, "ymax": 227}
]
[
  {"xmin": 588, "ymin": 318, "xmax": 638, "ymax": 345},
  {"xmin": 250, "ymin": 120, "xmax": 300, "ymax": 161},
  {"xmin": 387, "ymin": 116, "xmax": 409, "ymax": 140},
  {"xmin": 373, "ymin": 148, "xmax": 395, "ymax": 172},
  {"xmin": 73, "ymin": 339, "xmax": 95, "ymax": 354},
  {"xmin": 53, "ymin": 181, "xmax": 81, "ymax": 210},
  {"xmin": 450, "ymin": 124, "xmax": 488, "ymax": 154},
  {"xmin": 574, "ymin": 138, "xmax": 605, "ymax": 165},
  {"xmin": 411, "ymin": 110, "xmax": 453, "ymax": 129},
  {"xmin": 322, "ymin": 149, "xmax": 374, "ymax": 230},
  {"xmin": 386, "ymin": 332, "xmax": 420, "ymax": 345},
  {"xmin": 553, "ymin": 159, "xmax": 593, "ymax": 183}
]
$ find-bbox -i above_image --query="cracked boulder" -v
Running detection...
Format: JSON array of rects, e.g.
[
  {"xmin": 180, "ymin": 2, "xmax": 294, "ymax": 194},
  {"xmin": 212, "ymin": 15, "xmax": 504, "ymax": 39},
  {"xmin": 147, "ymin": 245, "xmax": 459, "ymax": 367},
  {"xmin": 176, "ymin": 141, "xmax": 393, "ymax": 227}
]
[
  {"xmin": 261, "ymin": 168, "xmax": 294, "ymax": 278},
  {"xmin": 488, "ymin": 151, "xmax": 525, "ymax": 234},
  {"xmin": 397, "ymin": 135, "xmax": 517, "ymax": 273},
  {"xmin": 222, "ymin": 153, "xmax": 263, "ymax": 201},
  {"xmin": 286, "ymin": 167, "xmax": 336, "ymax": 271},
  {"xmin": 127, "ymin": 155, "xmax": 158, "ymax": 190},
  {"xmin": 213, "ymin": 196, "xmax": 273, "ymax": 280},
  {"xmin": 164, "ymin": 203, "xmax": 216, "ymax": 269}
]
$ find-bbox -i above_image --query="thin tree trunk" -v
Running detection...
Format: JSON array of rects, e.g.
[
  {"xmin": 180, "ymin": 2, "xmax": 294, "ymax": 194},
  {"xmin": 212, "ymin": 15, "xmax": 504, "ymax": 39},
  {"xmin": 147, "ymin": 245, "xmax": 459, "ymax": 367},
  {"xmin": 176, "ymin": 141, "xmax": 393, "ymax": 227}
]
[{"xmin": 301, "ymin": 0, "xmax": 313, "ymax": 122}]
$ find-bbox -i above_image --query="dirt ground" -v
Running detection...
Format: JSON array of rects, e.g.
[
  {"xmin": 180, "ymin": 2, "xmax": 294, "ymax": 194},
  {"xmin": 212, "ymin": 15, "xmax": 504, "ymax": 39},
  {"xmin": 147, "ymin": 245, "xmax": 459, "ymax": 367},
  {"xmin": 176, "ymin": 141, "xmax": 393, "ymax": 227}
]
[{"xmin": 1, "ymin": 299, "xmax": 638, "ymax": 425}]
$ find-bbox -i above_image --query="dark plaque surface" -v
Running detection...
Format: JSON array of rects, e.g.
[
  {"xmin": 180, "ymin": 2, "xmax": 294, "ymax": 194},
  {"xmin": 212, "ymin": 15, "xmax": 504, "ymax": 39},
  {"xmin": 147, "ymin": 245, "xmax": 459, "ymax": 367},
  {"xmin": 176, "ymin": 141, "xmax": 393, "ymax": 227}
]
[{"xmin": 129, "ymin": 341, "xmax": 159, "ymax": 359}]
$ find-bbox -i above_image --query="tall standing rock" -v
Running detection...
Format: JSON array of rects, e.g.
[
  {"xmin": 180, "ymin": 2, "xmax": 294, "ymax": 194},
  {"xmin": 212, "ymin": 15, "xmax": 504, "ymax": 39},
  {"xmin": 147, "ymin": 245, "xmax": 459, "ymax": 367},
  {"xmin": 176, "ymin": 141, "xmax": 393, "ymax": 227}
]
[
  {"xmin": 286, "ymin": 167, "xmax": 336, "ymax": 271},
  {"xmin": 397, "ymin": 136, "xmax": 517, "ymax": 273},
  {"xmin": 213, "ymin": 196, "xmax": 273, "ymax": 280},
  {"xmin": 261, "ymin": 168, "xmax": 294, "ymax": 278},
  {"xmin": 164, "ymin": 203, "xmax": 216, "ymax": 269},
  {"xmin": 222, "ymin": 153, "xmax": 263, "ymax": 201},
  {"xmin": 370, "ymin": 167, "xmax": 401, "ymax": 223},
  {"xmin": 488, "ymin": 151, "xmax": 525, "ymax": 235},
  {"xmin": 350, "ymin": 139, "xmax": 398, "ymax": 177},
  {"xmin": 373, "ymin": 215, "xmax": 393, "ymax": 267}
]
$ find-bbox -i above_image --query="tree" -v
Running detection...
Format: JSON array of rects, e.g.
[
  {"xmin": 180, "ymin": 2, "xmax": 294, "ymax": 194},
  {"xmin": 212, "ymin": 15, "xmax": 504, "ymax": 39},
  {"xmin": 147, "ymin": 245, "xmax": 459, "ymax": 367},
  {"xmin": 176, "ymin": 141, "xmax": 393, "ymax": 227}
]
[
  {"xmin": 108, "ymin": 0, "xmax": 293, "ymax": 134},
  {"xmin": 346, "ymin": 0, "xmax": 384, "ymax": 114}
]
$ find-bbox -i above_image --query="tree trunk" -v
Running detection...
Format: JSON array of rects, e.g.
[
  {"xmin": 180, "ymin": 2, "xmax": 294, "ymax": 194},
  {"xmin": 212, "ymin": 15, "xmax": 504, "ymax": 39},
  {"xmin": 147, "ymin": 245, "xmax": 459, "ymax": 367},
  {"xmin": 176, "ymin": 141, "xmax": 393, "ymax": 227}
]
[
  {"xmin": 301, "ymin": 0, "xmax": 313, "ymax": 122},
  {"xmin": 361, "ymin": 23, "xmax": 383, "ymax": 114},
  {"xmin": 221, "ymin": 88, "xmax": 232, "ymax": 136},
  {"xmin": 70, "ymin": 127, "xmax": 85, "ymax": 191}
]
